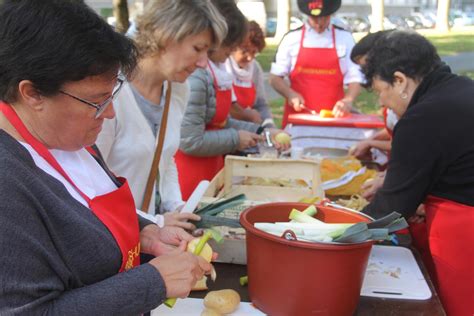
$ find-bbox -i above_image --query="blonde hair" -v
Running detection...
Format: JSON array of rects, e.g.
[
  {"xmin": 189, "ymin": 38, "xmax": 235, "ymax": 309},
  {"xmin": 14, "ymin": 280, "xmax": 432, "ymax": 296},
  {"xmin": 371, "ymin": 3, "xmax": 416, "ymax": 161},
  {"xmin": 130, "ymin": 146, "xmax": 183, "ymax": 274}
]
[{"xmin": 134, "ymin": 0, "xmax": 227, "ymax": 57}]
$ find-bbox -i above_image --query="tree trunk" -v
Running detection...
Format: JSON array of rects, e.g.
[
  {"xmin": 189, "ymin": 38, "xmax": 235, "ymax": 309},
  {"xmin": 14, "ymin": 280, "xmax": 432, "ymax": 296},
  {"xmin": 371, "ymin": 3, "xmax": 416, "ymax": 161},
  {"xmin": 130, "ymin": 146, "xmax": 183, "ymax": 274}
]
[
  {"xmin": 370, "ymin": 0, "xmax": 384, "ymax": 32},
  {"xmin": 274, "ymin": 0, "xmax": 290, "ymax": 41},
  {"xmin": 436, "ymin": 0, "xmax": 451, "ymax": 32},
  {"xmin": 113, "ymin": 0, "xmax": 130, "ymax": 34}
]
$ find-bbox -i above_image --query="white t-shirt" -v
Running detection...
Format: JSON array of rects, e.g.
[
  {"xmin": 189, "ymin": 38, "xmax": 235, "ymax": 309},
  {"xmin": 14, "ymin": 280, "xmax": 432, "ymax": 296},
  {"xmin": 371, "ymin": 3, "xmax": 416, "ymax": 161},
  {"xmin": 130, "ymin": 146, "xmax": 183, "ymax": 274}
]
[
  {"xmin": 386, "ymin": 108, "xmax": 399, "ymax": 132},
  {"xmin": 208, "ymin": 60, "xmax": 237, "ymax": 102},
  {"xmin": 270, "ymin": 21, "xmax": 364, "ymax": 85},
  {"xmin": 21, "ymin": 143, "xmax": 117, "ymax": 207}
]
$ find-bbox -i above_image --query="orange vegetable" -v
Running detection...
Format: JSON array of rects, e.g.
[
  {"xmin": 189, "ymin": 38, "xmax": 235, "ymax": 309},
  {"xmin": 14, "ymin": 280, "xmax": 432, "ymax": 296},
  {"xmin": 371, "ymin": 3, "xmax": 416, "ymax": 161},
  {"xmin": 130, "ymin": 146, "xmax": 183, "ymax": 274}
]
[{"xmin": 319, "ymin": 109, "xmax": 334, "ymax": 118}]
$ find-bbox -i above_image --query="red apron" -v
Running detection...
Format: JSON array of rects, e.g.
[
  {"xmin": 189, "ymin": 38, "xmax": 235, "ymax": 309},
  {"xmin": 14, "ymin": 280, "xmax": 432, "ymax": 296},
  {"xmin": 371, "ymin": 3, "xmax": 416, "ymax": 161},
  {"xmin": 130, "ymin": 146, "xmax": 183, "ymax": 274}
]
[
  {"xmin": 421, "ymin": 195, "xmax": 474, "ymax": 316},
  {"xmin": 233, "ymin": 82, "xmax": 256, "ymax": 109},
  {"xmin": 382, "ymin": 107, "xmax": 394, "ymax": 138},
  {"xmin": 175, "ymin": 63, "xmax": 232, "ymax": 200},
  {"xmin": 1, "ymin": 102, "xmax": 140, "ymax": 272},
  {"xmin": 282, "ymin": 25, "xmax": 344, "ymax": 127}
]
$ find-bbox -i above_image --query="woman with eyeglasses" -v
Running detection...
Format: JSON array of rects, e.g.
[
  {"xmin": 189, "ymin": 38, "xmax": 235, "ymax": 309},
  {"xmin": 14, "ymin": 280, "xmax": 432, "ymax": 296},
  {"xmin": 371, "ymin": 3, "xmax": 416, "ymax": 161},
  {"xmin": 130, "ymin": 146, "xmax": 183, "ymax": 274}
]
[
  {"xmin": 0, "ymin": 0, "xmax": 212, "ymax": 313},
  {"xmin": 225, "ymin": 21, "xmax": 275, "ymax": 128},
  {"xmin": 96, "ymin": 0, "xmax": 226, "ymax": 230}
]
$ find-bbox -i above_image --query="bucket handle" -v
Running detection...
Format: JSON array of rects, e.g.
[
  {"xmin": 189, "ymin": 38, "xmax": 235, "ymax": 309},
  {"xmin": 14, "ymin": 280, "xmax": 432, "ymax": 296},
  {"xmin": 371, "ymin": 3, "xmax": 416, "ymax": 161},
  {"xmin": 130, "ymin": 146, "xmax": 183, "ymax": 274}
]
[
  {"xmin": 281, "ymin": 229, "xmax": 298, "ymax": 241},
  {"xmin": 320, "ymin": 199, "xmax": 375, "ymax": 221}
]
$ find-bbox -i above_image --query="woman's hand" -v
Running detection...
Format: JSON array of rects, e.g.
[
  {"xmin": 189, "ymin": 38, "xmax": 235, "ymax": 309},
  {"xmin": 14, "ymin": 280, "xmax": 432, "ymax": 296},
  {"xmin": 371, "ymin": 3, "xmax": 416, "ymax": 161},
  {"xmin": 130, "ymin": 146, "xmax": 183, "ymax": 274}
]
[
  {"xmin": 268, "ymin": 128, "xmax": 291, "ymax": 151},
  {"xmin": 157, "ymin": 225, "xmax": 195, "ymax": 246},
  {"xmin": 149, "ymin": 241, "xmax": 212, "ymax": 298},
  {"xmin": 349, "ymin": 140, "xmax": 373, "ymax": 160},
  {"xmin": 408, "ymin": 204, "xmax": 426, "ymax": 224},
  {"xmin": 288, "ymin": 90, "xmax": 305, "ymax": 112},
  {"xmin": 333, "ymin": 99, "xmax": 352, "ymax": 118},
  {"xmin": 237, "ymin": 130, "xmax": 261, "ymax": 150},
  {"xmin": 163, "ymin": 211, "xmax": 200, "ymax": 231},
  {"xmin": 361, "ymin": 171, "xmax": 385, "ymax": 201},
  {"xmin": 140, "ymin": 224, "xmax": 194, "ymax": 257}
]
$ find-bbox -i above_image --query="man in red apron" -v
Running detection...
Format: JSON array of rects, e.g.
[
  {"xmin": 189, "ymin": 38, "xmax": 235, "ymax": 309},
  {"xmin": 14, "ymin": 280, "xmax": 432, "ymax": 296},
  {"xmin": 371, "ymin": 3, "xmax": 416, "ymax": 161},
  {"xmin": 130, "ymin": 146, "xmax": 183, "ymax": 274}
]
[{"xmin": 269, "ymin": 0, "xmax": 363, "ymax": 127}]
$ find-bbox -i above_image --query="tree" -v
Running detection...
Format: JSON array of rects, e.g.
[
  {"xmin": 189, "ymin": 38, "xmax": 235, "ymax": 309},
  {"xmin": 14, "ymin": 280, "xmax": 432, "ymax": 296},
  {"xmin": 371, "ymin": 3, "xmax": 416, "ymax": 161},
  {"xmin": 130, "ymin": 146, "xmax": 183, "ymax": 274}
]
[
  {"xmin": 436, "ymin": 0, "xmax": 451, "ymax": 32},
  {"xmin": 113, "ymin": 0, "xmax": 130, "ymax": 34},
  {"xmin": 274, "ymin": 0, "xmax": 290, "ymax": 41},
  {"xmin": 370, "ymin": 0, "xmax": 384, "ymax": 32}
]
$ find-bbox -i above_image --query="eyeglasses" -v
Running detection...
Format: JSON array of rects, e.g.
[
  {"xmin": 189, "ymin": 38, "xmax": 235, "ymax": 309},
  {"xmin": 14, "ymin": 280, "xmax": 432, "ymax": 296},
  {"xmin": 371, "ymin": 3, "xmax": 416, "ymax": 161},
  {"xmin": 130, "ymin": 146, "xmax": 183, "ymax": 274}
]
[
  {"xmin": 238, "ymin": 46, "xmax": 259, "ymax": 58},
  {"xmin": 59, "ymin": 77, "xmax": 124, "ymax": 118}
]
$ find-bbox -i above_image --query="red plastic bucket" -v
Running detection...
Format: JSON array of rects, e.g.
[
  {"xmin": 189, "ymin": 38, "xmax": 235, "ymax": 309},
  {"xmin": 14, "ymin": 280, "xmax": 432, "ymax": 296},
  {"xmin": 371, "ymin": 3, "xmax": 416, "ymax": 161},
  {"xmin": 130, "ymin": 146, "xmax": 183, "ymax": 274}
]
[{"xmin": 240, "ymin": 202, "xmax": 373, "ymax": 316}]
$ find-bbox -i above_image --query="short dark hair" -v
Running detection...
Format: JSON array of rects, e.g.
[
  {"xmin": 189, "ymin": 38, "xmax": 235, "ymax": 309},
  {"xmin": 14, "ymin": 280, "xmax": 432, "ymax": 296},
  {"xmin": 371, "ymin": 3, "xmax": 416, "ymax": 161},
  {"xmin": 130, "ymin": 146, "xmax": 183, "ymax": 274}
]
[
  {"xmin": 0, "ymin": 0, "xmax": 137, "ymax": 102},
  {"xmin": 245, "ymin": 21, "xmax": 266, "ymax": 52},
  {"xmin": 211, "ymin": 0, "xmax": 248, "ymax": 47},
  {"xmin": 350, "ymin": 30, "xmax": 392, "ymax": 63},
  {"xmin": 362, "ymin": 31, "xmax": 442, "ymax": 87}
]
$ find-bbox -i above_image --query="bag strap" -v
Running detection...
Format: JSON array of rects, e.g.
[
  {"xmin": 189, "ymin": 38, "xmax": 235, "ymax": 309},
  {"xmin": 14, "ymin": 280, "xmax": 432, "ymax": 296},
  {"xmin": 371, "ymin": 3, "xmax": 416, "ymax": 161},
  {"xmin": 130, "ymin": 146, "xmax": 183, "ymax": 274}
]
[{"xmin": 141, "ymin": 81, "xmax": 172, "ymax": 212}]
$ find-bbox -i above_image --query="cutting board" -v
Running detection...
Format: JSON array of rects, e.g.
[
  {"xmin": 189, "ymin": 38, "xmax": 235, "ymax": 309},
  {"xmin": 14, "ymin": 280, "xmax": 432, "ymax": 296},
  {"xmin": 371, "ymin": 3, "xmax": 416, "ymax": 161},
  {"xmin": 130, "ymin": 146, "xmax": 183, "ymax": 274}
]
[
  {"xmin": 361, "ymin": 245, "xmax": 432, "ymax": 300},
  {"xmin": 151, "ymin": 298, "xmax": 265, "ymax": 316},
  {"xmin": 288, "ymin": 113, "xmax": 385, "ymax": 128}
]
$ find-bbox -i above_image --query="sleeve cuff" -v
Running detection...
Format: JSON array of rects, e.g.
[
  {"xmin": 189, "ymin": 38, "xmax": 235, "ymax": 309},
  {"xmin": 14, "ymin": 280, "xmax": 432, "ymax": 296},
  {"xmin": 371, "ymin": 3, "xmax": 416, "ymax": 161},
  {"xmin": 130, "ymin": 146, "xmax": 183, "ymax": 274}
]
[{"xmin": 270, "ymin": 63, "xmax": 289, "ymax": 77}]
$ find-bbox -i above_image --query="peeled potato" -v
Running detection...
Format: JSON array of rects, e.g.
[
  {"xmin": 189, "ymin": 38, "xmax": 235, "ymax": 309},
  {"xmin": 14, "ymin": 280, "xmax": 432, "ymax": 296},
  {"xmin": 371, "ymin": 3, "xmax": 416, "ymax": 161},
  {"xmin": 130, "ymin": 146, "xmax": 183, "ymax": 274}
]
[
  {"xmin": 275, "ymin": 132, "xmax": 291, "ymax": 145},
  {"xmin": 204, "ymin": 289, "xmax": 240, "ymax": 314},
  {"xmin": 188, "ymin": 237, "xmax": 214, "ymax": 291},
  {"xmin": 192, "ymin": 275, "xmax": 208, "ymax": 291},
  {"xmin": 187, "ymin": 238, "xmax": 213, "ymax": 262}
]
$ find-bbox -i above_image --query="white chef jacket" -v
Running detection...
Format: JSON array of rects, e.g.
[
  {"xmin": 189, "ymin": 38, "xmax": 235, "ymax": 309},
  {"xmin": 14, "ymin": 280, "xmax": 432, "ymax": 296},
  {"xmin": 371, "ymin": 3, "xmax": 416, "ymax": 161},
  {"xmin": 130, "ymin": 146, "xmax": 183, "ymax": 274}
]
[{"xmin": 270, "ymin": 21, "xmax": 364, "ymax": 85}]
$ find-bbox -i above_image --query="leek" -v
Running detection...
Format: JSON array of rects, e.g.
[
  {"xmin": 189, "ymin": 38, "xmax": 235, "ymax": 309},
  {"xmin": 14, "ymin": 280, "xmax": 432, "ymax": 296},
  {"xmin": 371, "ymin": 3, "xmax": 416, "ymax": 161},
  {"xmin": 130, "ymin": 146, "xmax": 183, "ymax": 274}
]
[
  {"xmin": 289, "ymin": 209, "xmax": 323, "ymax": 224},
  {"xmin": 240, "ymin": 276, "xmax": 248, "ymax": 286}
]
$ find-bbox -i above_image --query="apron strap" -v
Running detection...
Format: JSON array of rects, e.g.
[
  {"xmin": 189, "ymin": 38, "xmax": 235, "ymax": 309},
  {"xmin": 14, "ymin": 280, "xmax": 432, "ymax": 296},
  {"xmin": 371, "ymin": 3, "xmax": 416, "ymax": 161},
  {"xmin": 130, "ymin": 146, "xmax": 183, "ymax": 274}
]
[
  {"xmin": 0, "ymin": 102, "xmax": 91, "ymax": 203},
  {"xmin": 87, "ymin": 145, "xmax": 123, "ymax": 188},
  {"xmin": 207, "ymin": 61, "xmax": 221, "ymax": 90},
  {"xmin": 141, "ymin": 81, "xmax": 172, "ymax": 212},
  {"xmin": 299, "ymin": 25, "xmax": 306, "ymax": 51}
]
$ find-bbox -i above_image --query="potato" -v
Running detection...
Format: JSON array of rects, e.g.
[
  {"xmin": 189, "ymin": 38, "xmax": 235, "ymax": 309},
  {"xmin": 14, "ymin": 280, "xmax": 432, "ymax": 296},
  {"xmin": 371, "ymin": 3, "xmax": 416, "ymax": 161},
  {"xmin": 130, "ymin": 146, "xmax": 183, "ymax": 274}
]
[
  {"xmin": 192, "ymin": 275, "xmax": 208, "ymax": 291},
  {"xmin": 188, "ymin": 237, "xmax": 214, "ymax": 291},
  {"xmin": 201, "ymin": 308, "xmax": 222, "ymax": 316},
  {"xmin": 275, "ymin": 132, "xmax": 291, "ymax": 145},
  {"xmin": 187, "ymin": 237, "xmax": 213, "ymax": 262},
  {"xmin": 204, "ymin": 289, "xmax": 240, "ymax": 314}
]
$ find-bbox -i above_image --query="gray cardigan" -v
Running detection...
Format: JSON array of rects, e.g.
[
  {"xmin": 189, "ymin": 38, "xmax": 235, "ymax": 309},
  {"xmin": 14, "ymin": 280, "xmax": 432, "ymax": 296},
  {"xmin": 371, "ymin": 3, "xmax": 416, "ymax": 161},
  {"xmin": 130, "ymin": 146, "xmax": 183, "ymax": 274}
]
[
  {"xmin": 180, "ymin": 68, "xmax": 260, "ymax": 157},
  {"xmin": 0, "ymin": 131, "xmax": 165, "ymax": 315}
]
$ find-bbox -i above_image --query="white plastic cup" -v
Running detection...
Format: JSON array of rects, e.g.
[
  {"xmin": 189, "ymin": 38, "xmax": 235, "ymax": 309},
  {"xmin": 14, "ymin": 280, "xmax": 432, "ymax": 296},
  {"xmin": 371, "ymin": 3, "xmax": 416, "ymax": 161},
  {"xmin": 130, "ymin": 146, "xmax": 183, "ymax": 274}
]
[{"xmin": 291, "ymin": 146, "xmax": 304, "ymax": 159}]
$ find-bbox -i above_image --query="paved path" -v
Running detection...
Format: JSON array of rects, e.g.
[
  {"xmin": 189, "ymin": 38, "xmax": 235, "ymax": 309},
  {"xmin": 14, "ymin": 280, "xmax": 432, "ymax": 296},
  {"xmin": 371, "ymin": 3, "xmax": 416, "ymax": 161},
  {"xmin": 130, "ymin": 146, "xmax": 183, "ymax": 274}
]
[
  {"xmin": 263, "ymin": 52, "xmax": 474, "ymax": 101},
  {"xmin": 441, "ymin": 52, "xmax": 474, "ymax": 73}
]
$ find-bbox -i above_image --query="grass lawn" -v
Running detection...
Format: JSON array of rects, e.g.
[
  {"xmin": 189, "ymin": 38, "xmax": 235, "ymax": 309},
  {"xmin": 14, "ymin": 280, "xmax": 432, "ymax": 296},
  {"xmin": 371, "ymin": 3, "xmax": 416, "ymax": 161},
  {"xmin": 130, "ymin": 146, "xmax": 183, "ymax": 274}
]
[
  {"xmin": 257, "ymin": 30, "xmax": 474, "ymax": 72},
  {"xmin": 269, "ymin": 71, "xmax": 474, "ymax": 128}
]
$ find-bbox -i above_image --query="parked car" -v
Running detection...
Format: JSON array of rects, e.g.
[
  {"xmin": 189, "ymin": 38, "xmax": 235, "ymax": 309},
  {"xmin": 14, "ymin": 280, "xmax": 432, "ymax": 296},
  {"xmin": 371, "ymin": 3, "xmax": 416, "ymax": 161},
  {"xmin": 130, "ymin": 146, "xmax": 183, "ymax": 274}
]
[
  {"xmin": 411, "ymin": 12, "xmax": 435, "ymax": 28},
  {"xmin": 404, "ymin": 16, "xmax": 424, "ymax": 29},
  {"xmin": 387, "ymin": 15, "xmax": 410, "ymax": 29},
  {"xmin": 452, "ymin": 12, "xmax": 474, "ymax": 26},
  {"xmin": 265, "ymin": 17, "xmax": 276, "ymax": 37},
  {"xmin": 368, "ymin": 15, "xmax": 397, "ymax": 30},
  {"xmin": 337, "ymin": 14, "xmax": 370, "ymax": 32},
  {"xmin": 331, "ymin": 16, "xmax": 352, "ymax": 31}
]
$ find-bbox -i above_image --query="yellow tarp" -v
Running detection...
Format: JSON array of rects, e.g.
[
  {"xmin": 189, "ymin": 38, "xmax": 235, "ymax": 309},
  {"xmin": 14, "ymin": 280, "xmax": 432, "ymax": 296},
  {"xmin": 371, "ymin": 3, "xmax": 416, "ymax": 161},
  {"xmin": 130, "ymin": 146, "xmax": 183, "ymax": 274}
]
[{"xmin": 321, "ymin": 157, "xmax": 376, "ymax": 196}]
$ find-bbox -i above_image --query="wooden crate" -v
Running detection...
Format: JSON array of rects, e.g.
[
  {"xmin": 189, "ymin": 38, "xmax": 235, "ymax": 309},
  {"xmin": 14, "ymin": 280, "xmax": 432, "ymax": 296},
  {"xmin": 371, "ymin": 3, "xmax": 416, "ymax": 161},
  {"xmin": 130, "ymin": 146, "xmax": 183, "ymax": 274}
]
[
  {"xmin": 202, "ymin": 155, "xmax": 324, "ymax": 265},
  {"xmin": 204, "ymin": 155, "xmax": 324, "ymax": 201}
]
